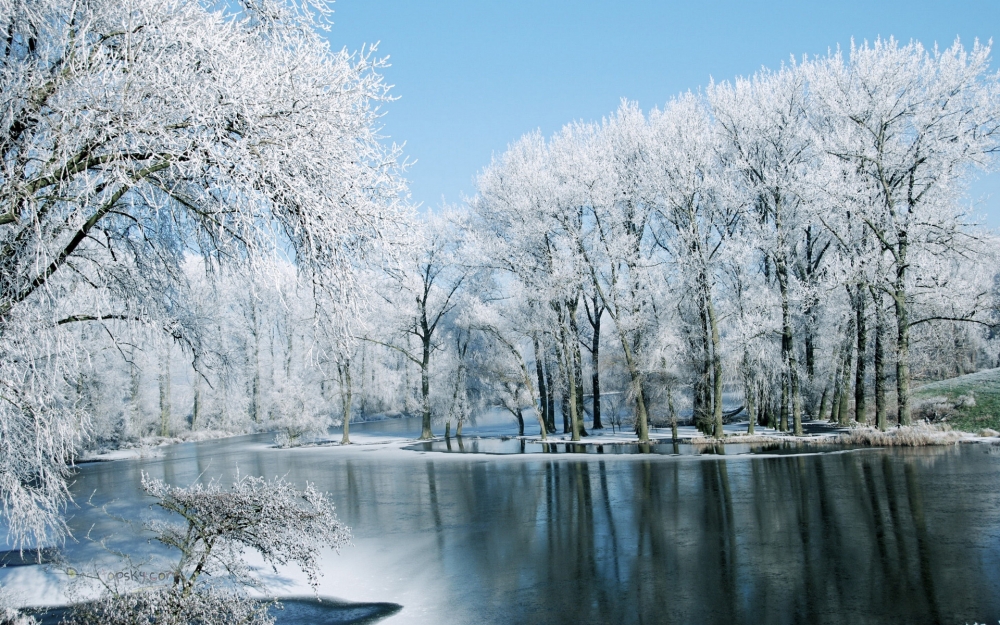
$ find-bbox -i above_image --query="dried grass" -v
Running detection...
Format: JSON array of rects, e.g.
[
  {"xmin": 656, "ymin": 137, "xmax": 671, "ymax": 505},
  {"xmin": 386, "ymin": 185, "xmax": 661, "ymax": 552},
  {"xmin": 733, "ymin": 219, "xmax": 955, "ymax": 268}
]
[{"xmin": 835, "ymin": 424, "xmax": 968, "ymax": 447}]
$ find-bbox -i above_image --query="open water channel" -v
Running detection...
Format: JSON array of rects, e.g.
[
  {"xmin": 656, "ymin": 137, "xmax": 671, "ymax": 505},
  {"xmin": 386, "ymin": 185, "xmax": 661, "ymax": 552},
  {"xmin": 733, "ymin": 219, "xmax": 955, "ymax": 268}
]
[{"xmin": 3, "ymin": 416, "xmax": 1000, "ymax": 624}]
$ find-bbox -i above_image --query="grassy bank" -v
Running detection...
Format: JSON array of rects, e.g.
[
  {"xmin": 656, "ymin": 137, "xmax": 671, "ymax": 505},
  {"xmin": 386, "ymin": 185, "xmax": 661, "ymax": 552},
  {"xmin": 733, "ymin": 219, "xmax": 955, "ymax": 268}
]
[{"xmin": 912, "ymin": 367, "xmax": 1000, "ymax": 434}]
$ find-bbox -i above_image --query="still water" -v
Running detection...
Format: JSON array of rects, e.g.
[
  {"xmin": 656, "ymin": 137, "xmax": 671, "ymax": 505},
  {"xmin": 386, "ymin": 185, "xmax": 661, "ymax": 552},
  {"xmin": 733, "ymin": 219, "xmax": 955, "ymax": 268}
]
[{"xmin": 4, "ymin": 419, "xmax": 1000, "ymax": 625}]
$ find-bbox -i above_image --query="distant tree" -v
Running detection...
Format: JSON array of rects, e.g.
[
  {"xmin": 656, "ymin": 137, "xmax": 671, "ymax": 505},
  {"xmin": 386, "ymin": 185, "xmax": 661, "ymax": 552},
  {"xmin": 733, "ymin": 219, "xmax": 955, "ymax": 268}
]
[
  {"xmin": 367, "ymin": 213, "xmax": 466, "ymax": 439},
  {"xmin": 808, "ymin": 39, "xmax": 1000, "ymax": 425}
]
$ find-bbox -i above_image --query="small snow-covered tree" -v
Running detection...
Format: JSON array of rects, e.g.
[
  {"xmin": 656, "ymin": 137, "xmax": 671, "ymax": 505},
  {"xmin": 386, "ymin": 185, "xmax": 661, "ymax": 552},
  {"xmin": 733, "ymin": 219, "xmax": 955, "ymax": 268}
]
[
  {"xmin": 365, "ymin": 212, "xmax": 466, "ymax": 439},
  {"xmin": 70, "ymin": 473, "xmax": 350, "ymax": 625}
]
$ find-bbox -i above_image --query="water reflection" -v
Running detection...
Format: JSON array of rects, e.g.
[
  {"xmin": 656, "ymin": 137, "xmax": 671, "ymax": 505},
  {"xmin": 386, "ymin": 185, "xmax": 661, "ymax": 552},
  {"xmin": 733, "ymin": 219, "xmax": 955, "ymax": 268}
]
[
  {"xmin": 381, "ymin": 446, "xmax": 999, "ymax": 624},
  {"xmin": 4, "ymin": 435, "xmax": 1000, "ymax": 625}
]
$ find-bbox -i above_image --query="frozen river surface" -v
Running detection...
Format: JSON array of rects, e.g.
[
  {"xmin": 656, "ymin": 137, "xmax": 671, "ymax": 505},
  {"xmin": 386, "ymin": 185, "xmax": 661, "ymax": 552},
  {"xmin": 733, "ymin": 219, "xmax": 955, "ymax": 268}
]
[{"xmin": 4, "ymin": 416, "xmax": 1000, "ymax": 624}]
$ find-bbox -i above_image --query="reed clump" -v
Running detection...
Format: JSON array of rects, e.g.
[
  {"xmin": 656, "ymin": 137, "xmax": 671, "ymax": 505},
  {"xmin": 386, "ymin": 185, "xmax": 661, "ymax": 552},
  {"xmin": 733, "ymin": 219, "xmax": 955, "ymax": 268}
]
[{"xmin": 836, "ymin": 424, "xmax": 968, "ymax": 447}]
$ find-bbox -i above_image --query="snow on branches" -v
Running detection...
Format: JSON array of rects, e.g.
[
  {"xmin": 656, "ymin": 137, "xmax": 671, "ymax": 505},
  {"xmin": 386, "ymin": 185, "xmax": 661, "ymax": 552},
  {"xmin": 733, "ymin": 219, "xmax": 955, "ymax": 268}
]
[
  {"xmin": 0, "ymin": 0, "xmax": 407, "ymax": 545},
  {"xmin": 68, "ymin": 473, "xmax": 350, "ymax": 625}
]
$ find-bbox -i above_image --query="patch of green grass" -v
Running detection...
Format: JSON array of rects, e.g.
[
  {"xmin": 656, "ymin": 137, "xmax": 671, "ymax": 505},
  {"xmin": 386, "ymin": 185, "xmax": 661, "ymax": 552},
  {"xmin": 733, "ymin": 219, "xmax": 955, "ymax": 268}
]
[{"xmin": 912, "ymin": 368, "xmax": 1000, "ymax": 433}]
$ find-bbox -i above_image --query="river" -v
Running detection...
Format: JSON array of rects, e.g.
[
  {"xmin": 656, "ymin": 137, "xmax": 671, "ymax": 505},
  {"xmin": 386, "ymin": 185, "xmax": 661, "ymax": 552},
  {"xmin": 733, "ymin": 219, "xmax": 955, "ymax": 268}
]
[{"xmin": 3, "ymin": 417, "xmax": 1000, "ymax": 624}]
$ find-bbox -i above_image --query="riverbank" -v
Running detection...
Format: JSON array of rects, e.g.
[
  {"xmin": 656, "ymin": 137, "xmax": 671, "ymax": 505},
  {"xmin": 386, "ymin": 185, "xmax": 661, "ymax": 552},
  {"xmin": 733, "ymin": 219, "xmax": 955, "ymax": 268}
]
[{"xmin": 76, "ymin": 429, "xmax": 241, "ymax": 463}]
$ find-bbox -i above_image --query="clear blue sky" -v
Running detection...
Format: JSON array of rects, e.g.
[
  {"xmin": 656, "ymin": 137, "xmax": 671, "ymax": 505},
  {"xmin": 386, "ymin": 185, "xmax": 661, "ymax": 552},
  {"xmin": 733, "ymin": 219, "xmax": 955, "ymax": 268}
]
[{"xmin": 327, "ymin": 0, "xmax": 1000, "ymax": 224}]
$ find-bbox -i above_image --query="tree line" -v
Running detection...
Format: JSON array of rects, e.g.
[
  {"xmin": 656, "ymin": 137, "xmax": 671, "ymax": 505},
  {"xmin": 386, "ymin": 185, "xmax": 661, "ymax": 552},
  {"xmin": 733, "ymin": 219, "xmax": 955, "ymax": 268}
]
[
  {"xmin": 3, "ymin": 0, "xmax": 1000, "ymax": 550},
  {"xmin": 58, "ymin": 38, "xmax": 1000, "ymax": 455}
]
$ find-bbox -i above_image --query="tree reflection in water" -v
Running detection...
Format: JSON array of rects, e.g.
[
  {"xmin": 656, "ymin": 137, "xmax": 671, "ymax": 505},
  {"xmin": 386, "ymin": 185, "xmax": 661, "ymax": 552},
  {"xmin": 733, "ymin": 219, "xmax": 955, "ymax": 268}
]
[
  {"xmin": 33, "ymin": 440, "xmax": 1000, "ymax": 625},
  {"xmin": 399, "ymin": 446, "xmax": 998, "ymax": 624}
]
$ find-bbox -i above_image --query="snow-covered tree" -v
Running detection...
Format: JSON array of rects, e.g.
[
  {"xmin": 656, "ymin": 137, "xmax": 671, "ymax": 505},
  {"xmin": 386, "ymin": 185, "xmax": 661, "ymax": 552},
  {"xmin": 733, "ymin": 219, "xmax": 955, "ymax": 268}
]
[
  {"xmin": 0, "ymin": 0, "xmax": 406, "ymax": 545},
  {"xmin": 808, "ymin": 38, "xmax": 1000, "ymax": 424}
]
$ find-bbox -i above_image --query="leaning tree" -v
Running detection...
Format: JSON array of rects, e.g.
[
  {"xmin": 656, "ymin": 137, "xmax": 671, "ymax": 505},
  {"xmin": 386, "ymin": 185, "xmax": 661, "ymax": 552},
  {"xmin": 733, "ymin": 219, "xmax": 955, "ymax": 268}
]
[{"xmin": 0, "ymin": 0, "xmax": 407, "ymax": 545}]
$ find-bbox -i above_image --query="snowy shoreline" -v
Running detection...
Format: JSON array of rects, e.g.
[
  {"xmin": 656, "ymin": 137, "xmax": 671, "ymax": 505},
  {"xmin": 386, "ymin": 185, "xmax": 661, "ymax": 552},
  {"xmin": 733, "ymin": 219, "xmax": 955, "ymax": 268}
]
[{"xmin": 74, "ymin": 422, "xmax": 1000, "ymax": 467}]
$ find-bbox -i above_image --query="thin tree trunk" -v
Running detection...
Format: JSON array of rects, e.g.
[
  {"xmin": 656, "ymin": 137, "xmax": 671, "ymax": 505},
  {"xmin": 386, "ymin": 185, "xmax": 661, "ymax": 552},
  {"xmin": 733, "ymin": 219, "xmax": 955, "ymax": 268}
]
[
  {"xmin": 829, "ymin": 366, "xmax": 841, "ymax": 423},
  {"xmin": 838, "ymin": 342, "xmax": 854, "ymax": 427},
  {"xmin": 745, "ymin": 380, "xmax": 756, "ymax": 435},
  {"xmin": 568, "ymin": 301, "xmax": 588, "ymax": 437},
  {"xmin": 619, "ymin": 331, "xmax": 650, "ymax": 443},
  {"xmin": 552, "ymin": 320, "xmax": 571, "ymax": 434},
  {"xmin": 561, "ymin": 382, "xmax": 570, "ymax": 434},
  {"xmin": 817, "ymin": 385, "xmax": 829, "ymax": 428},
  {"xmin": 559, "ymin": 306, "xmax": 583, "ymax": 442},
  {"xmin": 894, "ymin": 237, "xmax": 911, "ymax": 426},
  {"xmin": 358, "ymin": 349, "xmax": 368, "ymax": 418},
  {"xmin": 779, "ymin": 374, "xmax": 789, "ymax": 432},
  {"xmin": 696, "ymin": 303, "xmax": 711, "ymax": 434},
  {"xmin": 285, "ymin": 322, "xmax": 294, "ymax": 380},
  {"xmin": 668, "ymin": 387, "xmax": 679, "ymax": 440},
  {"xmin": 706, "ymin": 290, "xmax": 724, "ymax": 439},
  {"xmin": 533, "ymin": 334, "xmax": 550, "ymax": 431},
  {"xmin": 544, "ymin": 348, "xmax": 556, "ymax": 433},
  {"xmin": 420, "ymin": 333, "xmax": 433, "ymax": 440},
  {"xmin": 776, "ymin": 256, "xmax": 803, "ymax": 435},
  {"xmin": 250, "ymin": 303, "xmax": 262, "ymax": 424},
  {"xmin": 159, "ymin": 342, "xmax": 171, "ymax": 438},
  {"xmin": 191, "ymin": 361, "xmax": 201, "ymax": 431},
  {"xmin": 339, "ymin": 360, "xmax": 352, "ymax": 445},
  {"xmin": 590, "ymin": 305, "xmax": 603, "ymax": 430},
  {"xmin": 855, "ymin": 284, "xmax": 868, "ymax": 425},
  {"xmin": 130, "ymin": 359, "xmax": 142, "ymax": 435},
  {"xmin": 871, "ymin": 286, "xmax": 888, "ymax": 431},
  {"xmin": 512, "ymin": 348, "xmax": 546, "ymax": 441}
]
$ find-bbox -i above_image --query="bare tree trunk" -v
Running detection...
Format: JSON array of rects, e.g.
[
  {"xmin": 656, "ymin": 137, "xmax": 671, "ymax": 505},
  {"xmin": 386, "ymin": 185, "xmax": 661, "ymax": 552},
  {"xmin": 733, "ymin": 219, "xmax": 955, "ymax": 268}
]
[
  {"xmin": 339, "ymin": 359, "xmax": 352, "ymax": 445},
  {"xmin": 588, "ymin": 298, "xmax": 604, "ymax": 429},
  {"xmin": 706, "ymin": 291, "xmax": 724, "ymax": 439},
  {"xmin": 358, "ymin": 349, "xmax": 368, "ymax": 419},
  {"xmin": 560, "ymin": 377, "xmax": 570, "ymax": 434},
  {"xmin": 779, "ymin": 374, "xmax": 789, "ymax": 432},
  {"xmin": 817, "ymin": 384, "xmax": 829, "ymax": 428},
  {"xmin": 250, "ymin": 303, "xmax": 262, "ymax": 424},
  {"xmin": 130, "ymin": 357, "xmax": 142, "ymax": 434},
  {"xmin": 871, "ymin": 286, "xmax": 888, "ymax": 431},
  {"xmin": 894, "ymin": 237, "xmax": 912, "ymax": 426},
  {"xmin": 695, "ymin": 303, "xmax": 711, "ymax": 434},
  {"xmin": 837, "ymin": 343, "xmax": 854, "ymax": 427},
  {"xmin": 420, "ymin": 333, "xmax": 433, "ymax": 440},
  {"xmin": 568, "ymin": 301, "xmax": 588, "ymax": 437},
  {"xmin": 159, "ymin": 342, "xmax": 171, "ymax": 438},
  {"xmin": 829, "ymin": 366, "xmax": 841, "ymax": 423},
  {"xmin": 191, "ymin": 359, "xmax": 201, "ymax": 432},
  {"xmin": 855, "ymin": 284, "xmax": 868, "ymax": 425},
  {"xmin": 544, "ymin": 348, "xmax": 556, "ymax": 433},
  {"xmin": 552, "ymin": 320, "xmax": 571, "ymax": 435},
  {"xmin": 533, "ymin": 334, "xmax": 550, "ymax": 431},
  {"xmin": 668, "ymin": 387, "xmax": 679, "ymax": 440},
  {"xmin": 619, "ymin": 331, "xmax": 650, "ymax": 443},
  {"xmin": 558, "ymin": 304, "xmax": 583, "ymax": 442},
  {"xmin": 285, "ymin": 320, "xmax": 294, "ymax": 380},
  {"xmin": 776, "ymin": 256, "xmax": 803, "ymax": 435}
]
